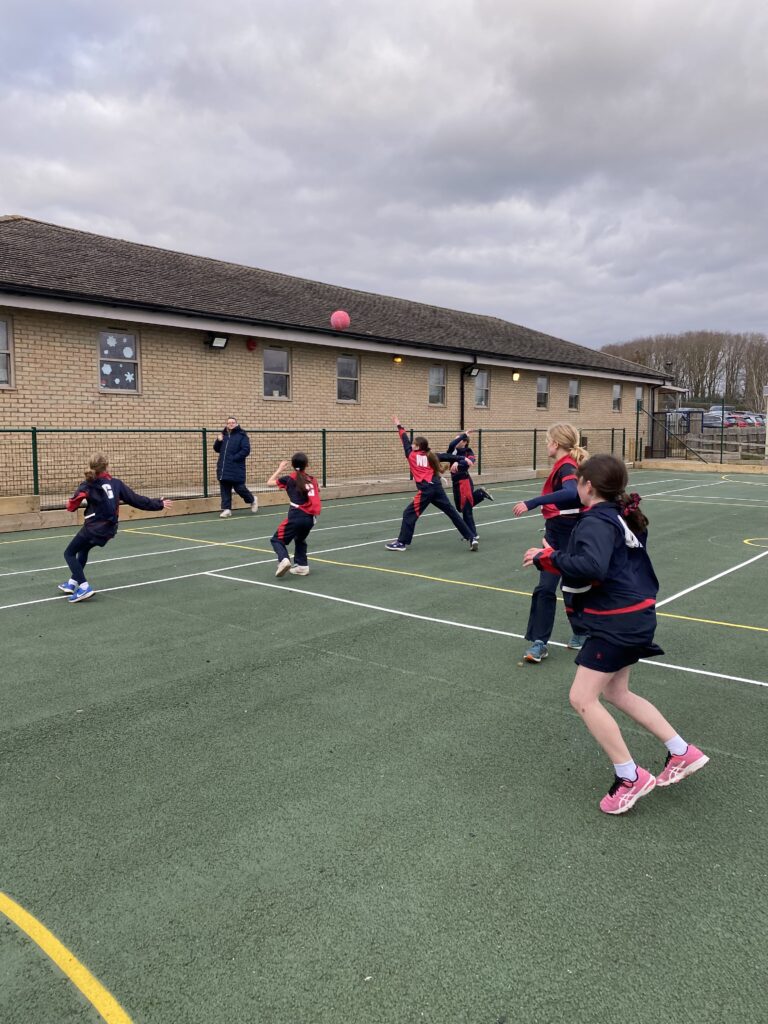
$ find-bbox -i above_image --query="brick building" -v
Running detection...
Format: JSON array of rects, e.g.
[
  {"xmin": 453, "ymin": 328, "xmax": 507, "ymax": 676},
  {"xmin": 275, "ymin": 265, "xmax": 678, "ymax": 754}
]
[{"xmin": 0, "ymin": 216, "xmax": 667, "ymax": 508}]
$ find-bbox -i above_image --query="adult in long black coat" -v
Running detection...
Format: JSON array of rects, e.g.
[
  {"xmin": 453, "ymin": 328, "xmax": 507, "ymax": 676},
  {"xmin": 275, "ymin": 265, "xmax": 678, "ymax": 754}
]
[{"xmin": 213, "ymin": 416, "xmax": 258, "ymax": 517}]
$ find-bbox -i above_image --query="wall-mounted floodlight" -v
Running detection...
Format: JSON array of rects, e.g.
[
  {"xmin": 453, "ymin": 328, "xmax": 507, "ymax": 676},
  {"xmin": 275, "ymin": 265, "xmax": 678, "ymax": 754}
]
[
  {"xmin": 206, "ymin": 334, "xmax": 229, "ymax": 349},
  {"xmin": 512, "ymin": 371, "xmax": 520, "ymax": 381},
  {"xmin": 464, "ymin": 365, "xmax": 480, "ymax": 377},
  {"xmin": 393, "ymin": 355, "xmax": 403, "ymax": 364}
]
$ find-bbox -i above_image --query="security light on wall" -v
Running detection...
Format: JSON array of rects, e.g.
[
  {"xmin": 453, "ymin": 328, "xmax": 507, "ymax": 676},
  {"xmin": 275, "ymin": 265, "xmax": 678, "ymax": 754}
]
[
  {"xmin": 464, "ymin": 365, "xmax": 480, "ymax": 377},
  {"xmin": 393, "ymin": 355, "xmax": 403, "ymax": 364},
  {"xmin": 512, "ymin": 371, "xmax": 520, "ymax": 382},
  {"xmin": 206, "ymin": 334, "xmax": 229, "ymax": 349}
]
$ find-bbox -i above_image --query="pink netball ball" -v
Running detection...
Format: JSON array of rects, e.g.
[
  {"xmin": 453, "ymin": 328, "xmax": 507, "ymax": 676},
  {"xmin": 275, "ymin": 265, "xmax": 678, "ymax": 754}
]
[{"xmin": 330, "ymin": 309, "xmax": 351, "ymax": 330}]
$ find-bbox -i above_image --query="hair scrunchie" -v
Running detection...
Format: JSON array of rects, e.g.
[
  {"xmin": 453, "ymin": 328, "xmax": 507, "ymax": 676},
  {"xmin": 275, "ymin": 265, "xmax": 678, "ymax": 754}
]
[{"xmin": 622, "ymin": 492, "xmax": 642, "ymax": 517}]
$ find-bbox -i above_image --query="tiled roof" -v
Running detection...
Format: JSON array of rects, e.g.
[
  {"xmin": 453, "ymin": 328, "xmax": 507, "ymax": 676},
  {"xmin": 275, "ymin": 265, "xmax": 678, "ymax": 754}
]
[{"xmin": 0, "ymin": 216, "xmax": 662, "ymax": 379}]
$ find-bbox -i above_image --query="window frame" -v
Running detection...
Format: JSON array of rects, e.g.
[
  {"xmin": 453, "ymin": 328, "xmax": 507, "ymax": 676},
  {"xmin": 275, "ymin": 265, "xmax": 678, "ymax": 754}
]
[
  {"xmin": 474, "ymin": 368, "xmax": 490, "ymax": 409},
  {"xmin": 336, "ymin": 353, "xmax": 360, "ymax": 403},
  {"xmin": 0, "ymin": 316, "xmax": 14, "ymax": 389},
  {"xmin": 428, "ymin": 364, "xmax": 447, "ymax": 406},
  {"xmin": 568, "ymin": 378, "xmax": 580, "ymax": 411},
  {"xmin": 98, "ymin": 329, "xmax": 141, "ymax": 394},
  {"xmin": 612, "ymin": 383, "xmax": 622, "ymax": 412},
  {"xmin": 536, "ymin": 375, "xmax": 549, "ymax": 410},
  {"xmin": 263, "ymin": 346, "xmax": 291, "ymax": 401}
]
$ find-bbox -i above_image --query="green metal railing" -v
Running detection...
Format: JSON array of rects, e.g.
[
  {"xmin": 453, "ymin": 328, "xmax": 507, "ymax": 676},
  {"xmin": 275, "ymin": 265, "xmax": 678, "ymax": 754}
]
[{"xmin": 0, "ymin": 425, "xmax": 627, "ymax": 509}]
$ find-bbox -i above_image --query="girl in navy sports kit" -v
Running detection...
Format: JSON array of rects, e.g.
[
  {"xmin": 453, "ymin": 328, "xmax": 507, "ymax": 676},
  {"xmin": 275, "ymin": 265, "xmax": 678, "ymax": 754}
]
[
  {"xmin": 512, "ymin": 423, "xmax": 589, "ymax": 663},
  {"xmin": 523, "ymin": 454, "xmax": 709, "ymax": 815},
  {"xmin": 438, "ymin": 430, "xmax": 493, "ymax": 542},
  {"xmin": 386, "ymin": 416, "xmax": 477, "ymax": 552},
  {"xmin": 267, "ymin": 453, "xmax": 321, "ymax": 577},
  {"xmin": 59, "ymin": 453, "xmax": 172, "ymax": 603}
]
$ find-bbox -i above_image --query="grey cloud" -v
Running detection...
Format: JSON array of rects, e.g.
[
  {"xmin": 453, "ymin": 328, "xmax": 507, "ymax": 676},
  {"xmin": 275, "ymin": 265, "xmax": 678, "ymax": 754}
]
[{"xmin": 1, "ymin": 0, "xmax": 767, "ymax": 346}]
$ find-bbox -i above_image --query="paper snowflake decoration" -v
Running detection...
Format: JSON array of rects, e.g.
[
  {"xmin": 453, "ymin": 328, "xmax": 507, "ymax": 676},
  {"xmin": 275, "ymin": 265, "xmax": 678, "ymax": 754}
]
[
  {"xmin": 122, "ymin": 347, "xmax": 134, "ymax": 358},
  {"xmin": 125, "ymin": 371, "xmax": 135, "ymax": 383},
  {"xmin": 101, "ymin": 363, "xmax": 112, "ymax": 375},
  {"xmin": 114, "ymin": 377, "xmax": 121, "ymax": 384},
  {"xmin": 106, "ymin": 336, "xmax": 117, "ymax": 347}
]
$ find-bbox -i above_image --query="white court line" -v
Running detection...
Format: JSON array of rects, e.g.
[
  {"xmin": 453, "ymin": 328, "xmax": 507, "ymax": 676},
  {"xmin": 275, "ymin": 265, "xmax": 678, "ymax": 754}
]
[
  {"xmin": 657, "ymin": 549, "xmax": 768, "ymax": 607},
  {"xmin": 643, "ymin": 479, "xmax": 729, "ymax": 498},
  {"xmin": 206, "ymin": 571, "xmax": 768, "ymax": 690},
  {"xmin": 1, "ymin": 501, "xmax": 521, "ymax": 580},
  {"xmin": 0, "ymin": 514, "xmax": 529, "ymax": 611},
  {"xmin": 648, "ymin": 497, "xmax": 768, "ymax": 510}
]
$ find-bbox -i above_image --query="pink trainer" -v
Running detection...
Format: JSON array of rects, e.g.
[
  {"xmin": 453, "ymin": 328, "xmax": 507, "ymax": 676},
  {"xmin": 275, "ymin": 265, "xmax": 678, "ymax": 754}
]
[
  {"xmin": 599, "ymin": 766, "xmax": 656, "ymax": 815},
  {"xmin": 655, "ymin": 744, "xmax": 709, "ymax": 788}
]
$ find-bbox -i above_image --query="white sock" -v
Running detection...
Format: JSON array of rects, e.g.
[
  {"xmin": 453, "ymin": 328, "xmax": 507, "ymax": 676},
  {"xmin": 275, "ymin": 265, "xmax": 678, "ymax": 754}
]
[
  {"xmin": 613, "ymin": 759, "xmax": 637, "ymax": 781},
  {"xmin": 68, "ymin": 578, "xmax": 78, "ymax": 587},
  {"xmin": 665, "ymin": 735, "xmax": 688, "ymax": 757}
]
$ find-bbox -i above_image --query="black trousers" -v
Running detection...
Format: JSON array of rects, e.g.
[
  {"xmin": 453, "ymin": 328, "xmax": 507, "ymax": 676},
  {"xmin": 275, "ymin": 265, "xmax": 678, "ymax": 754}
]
[
  {"xmin": 219, "ymin": 479, "xmax": 255, "ymax": 510},
  {"xmin": 398, "ymin": 482, "xmax": 473, "ymax": 545},
  {"xmin": 524, "ymin": 517, "xmax": 586, "ymax": 643}
]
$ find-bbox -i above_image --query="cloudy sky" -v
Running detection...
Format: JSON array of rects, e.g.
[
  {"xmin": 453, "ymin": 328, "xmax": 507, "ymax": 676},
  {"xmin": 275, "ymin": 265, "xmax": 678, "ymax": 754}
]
[{"xmin": 2, "ymin": 0, "xmax": 767, "ymax": 347}]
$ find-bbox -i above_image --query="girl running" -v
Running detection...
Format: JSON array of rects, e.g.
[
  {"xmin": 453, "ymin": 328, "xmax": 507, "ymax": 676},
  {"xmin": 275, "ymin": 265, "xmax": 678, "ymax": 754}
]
[
  {"xmin": 386, "ymin": 416, "xmax": 477, "ymax": 552},
  {"xmin": 523, "ymin": 453, "xmax": 709, "ymax": 815},
  {"xmin": 267, "ymin": 452, "xmax": 321, "ymax": 577},
  {"xmin": 437, "ymin": 430, "xmax": 494, "ymax": 542},
  {"xmin": 59, "ymin": 453, "xmax": 172, "ymax": 603},
  {"xmin": 512, "ymin": 423, "xmax": 589, "ymax": 663}
]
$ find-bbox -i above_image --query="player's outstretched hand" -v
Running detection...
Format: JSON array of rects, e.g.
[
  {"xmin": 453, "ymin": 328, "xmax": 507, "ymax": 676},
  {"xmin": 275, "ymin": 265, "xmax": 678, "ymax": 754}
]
[
  {"xmin": 391, "ymin": 414, "xmax": 401, "ymax": 426},
  {"xmin": 522, "ymin": 547, "xmax": 544, "ymax": 567},
  {"xmin": 161, "ymin": 498, "xmax": 173, "ymax": 509},
  {"xmin": 513, "ymin": 501, "xmax": 529, "ymax": 517},
  {"xmin": 450, "ymin": 462, "xmax": 460, "ymax": 474}
]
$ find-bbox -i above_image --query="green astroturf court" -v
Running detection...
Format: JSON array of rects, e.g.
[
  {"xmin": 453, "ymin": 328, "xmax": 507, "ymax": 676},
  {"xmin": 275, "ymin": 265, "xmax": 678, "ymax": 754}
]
[{"xmin": 1, "ymin": 468, "xmax": 767, "ymax": 1024}]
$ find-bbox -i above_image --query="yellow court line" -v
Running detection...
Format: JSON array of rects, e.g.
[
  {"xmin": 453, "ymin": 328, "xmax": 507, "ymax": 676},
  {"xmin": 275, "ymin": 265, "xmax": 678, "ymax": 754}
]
[
  {"xmin": 657, "ymin": 611, "xmax": 768, "ymax": 634},
  {"xmin": 311, "ymin": 556, "xmax": 533, "ymax": 597},
  {"xmin": 124, "ymin": 527, "xmax": 272, "ymax": 555},
  {"xmin": 0, "ymin": 892, "xmax": 132, "ymax": 1024},
  {"xmin": 744, "ymin": 538, "xmax": 768, "ymax": 549},
  {"xmin": 0, "ymin": 532, "xmax": 74, "ymax": 545},
  {"xmin": 307, "ymin": 556, "xmax": 768, "ymax": 632}
]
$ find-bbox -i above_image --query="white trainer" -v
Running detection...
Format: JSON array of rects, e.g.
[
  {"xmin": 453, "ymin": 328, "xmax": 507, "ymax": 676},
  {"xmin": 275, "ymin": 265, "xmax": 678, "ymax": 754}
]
[
  {"xmin": 219, "ymin": 509, "xmax": 232, "ymax": 518},
  {"xmin": 250, "ymin": 498, "xmax": 259, "ymax": 512},
  {"xmin": 289, "ymin": 565, "xmax": 309, "ymax": 576},
  {"xmin": 275, "ymin": 557, "xmax": 292, "ymax": 577}
]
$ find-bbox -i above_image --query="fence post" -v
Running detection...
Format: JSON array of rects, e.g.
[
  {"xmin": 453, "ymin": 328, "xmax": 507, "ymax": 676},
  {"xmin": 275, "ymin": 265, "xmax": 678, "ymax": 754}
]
[
  {"xmin": 477, "ymin": 429, "xmax": 483, "ymax": 475},
  {"xmin": 532, "ymin": 428, "xmax": 537, "ymax": 471},
  {"xmin": 409, "ymin": 428, "xmax": 414, "ymax": 480},
  {"xmin": 622, "ymin": 428, "xmax": 626, "ymax": 460},
  {"xmin": 31, "ymin": 427, "xmax": 39, "ymax": 496},
  {"xmin": 202, "ymin": 428, "xmax": 209, "ymax": 497},
  {"xmin": 321, "ymin": 428, "xmax": 327, "ymax": 488},
  {"xmin": 610, "ymin": 427, "xmax": 615, "ymax": 454},
  {"xmin": 635, "ymin": 406, "xmax": 641, "ymax": 461}
]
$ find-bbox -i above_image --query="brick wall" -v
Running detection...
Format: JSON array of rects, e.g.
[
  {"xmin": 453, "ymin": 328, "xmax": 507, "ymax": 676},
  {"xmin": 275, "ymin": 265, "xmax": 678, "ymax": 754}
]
[{"xmin": 1, "ymin": 306, "xmax": 647, "ymax": 498}]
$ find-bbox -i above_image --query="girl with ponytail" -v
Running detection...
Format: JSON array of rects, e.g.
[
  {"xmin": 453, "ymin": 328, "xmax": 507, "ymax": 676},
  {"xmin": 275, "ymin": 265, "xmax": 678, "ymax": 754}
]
[
  {"xmin": 512, "ymin": 423, "xmax": 590, "ymax": 662},
  {"xmin": 267, "ymin": 452, "xmax": 322, "ymax": 577},
  {"xmin": 386, "ymin": 415, "xmax": 477, "ymax": 551},
  {"xmin": 522, "ymin": 454, "xmax": 708, "ymax": 815}
]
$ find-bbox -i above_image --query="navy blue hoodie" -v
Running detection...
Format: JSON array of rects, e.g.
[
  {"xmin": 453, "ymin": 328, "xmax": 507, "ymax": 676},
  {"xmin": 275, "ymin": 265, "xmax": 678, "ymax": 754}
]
[{"xmin": 533, "ymin": 502, "xmax": 659, "ymax": 646}]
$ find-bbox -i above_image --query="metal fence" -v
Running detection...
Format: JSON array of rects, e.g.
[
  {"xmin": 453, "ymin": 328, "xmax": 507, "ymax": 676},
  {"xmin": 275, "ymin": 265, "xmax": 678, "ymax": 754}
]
[
  {"xmin": 635, "ymin": 409, "xmax": 766, "ymax": 463},
  {"xmin": 1, "ymin": 426, "xmax": 627, "ymax": 509}
]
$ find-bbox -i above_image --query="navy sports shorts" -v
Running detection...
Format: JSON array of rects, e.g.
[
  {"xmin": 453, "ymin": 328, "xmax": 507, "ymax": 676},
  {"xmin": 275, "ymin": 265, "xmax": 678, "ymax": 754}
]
[{"xmin": 575, "ymin": 636, "xmax": 664, "ymax": 673}]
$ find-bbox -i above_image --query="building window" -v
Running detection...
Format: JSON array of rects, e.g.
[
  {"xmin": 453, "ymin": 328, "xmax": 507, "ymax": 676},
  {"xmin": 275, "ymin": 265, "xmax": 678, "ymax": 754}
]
[
  {"xmin": 568, "ymin": 379, "xmax": 580, "ymax": 411},
  {"xmin": 635, "ymin": 385, "xmax": 643, "ymax": 410},
  {"xmin": 337, "ymin": 354, "xmax": 359, "ymax": 402},
  {"xmin": 474, "ymin": 369, "xmax": 489, "ymax": 408},
  {"xmin": 536, "ymin": 375, "xmax": 549, "ymax": 409},
  {"xmin": 99, "ymin": 331, "xmax": 139, "ymax": 392},
  {"xmin": 612, "ymin": 383, "xmax": 622, "ymax": 412},
  {"xmin": 0, "ymin": 318, "xmax": 12, "ymax": 387},
  {"xmin": 428, "ymin": 365, "xmax": 446, "ymax": 405},
  {"xmin": 263, "ymin": 347, "xmax": 290, "ymax": 399}
]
